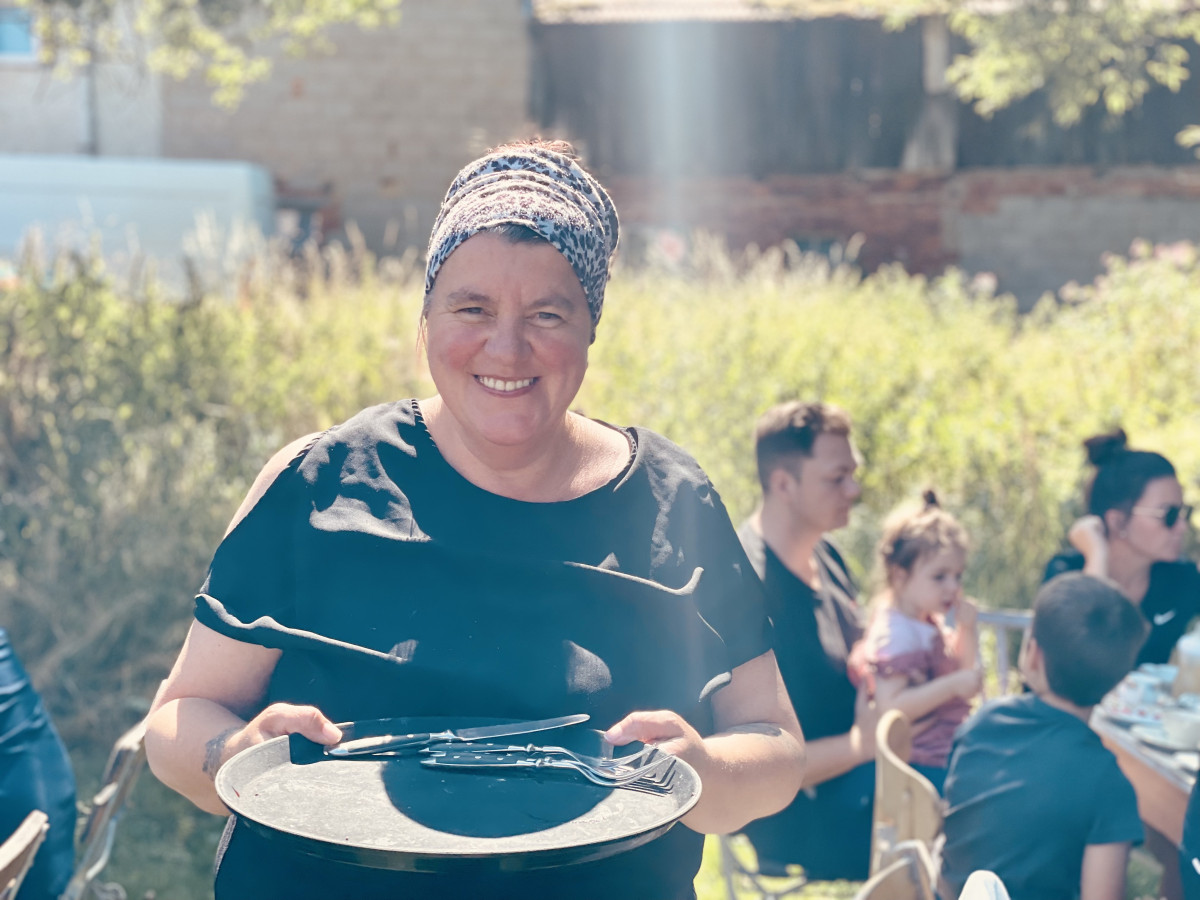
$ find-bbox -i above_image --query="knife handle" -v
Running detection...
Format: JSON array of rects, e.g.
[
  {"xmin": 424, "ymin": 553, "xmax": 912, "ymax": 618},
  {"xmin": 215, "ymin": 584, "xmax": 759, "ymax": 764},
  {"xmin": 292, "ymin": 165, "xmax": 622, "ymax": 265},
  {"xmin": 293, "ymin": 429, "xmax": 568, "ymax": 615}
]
[{"xmin": 326, "ymin": 732, "xmax": 433, "ymax": 757}]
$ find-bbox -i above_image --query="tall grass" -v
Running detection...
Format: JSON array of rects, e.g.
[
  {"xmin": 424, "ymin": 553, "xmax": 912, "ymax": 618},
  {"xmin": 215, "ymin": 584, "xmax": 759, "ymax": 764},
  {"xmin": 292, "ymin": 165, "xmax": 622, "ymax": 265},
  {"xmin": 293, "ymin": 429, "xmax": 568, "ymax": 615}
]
[{"xmin": 3, "ymin": 235, "xmax": 1199, "ymax": 897}]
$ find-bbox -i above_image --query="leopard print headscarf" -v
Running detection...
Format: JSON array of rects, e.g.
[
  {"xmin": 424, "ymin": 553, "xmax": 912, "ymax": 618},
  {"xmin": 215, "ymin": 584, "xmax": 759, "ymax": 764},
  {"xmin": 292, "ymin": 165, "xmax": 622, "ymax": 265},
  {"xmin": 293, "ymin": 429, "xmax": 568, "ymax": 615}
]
[{"xmin": 424, "ymin": 145, "xmax": 620, "ymax": 326}]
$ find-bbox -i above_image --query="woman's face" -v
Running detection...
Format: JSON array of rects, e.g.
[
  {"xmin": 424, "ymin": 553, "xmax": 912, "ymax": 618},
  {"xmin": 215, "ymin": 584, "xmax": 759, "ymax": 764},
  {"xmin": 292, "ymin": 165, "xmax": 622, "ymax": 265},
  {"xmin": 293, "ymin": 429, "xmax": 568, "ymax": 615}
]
[
  {"xmin": 1114, "ymin": 476, "xmax": 1189, "ymax": 563},
  {"xmin": 424, "ymin": 232, "xmax": 592, "ymax": 455}
]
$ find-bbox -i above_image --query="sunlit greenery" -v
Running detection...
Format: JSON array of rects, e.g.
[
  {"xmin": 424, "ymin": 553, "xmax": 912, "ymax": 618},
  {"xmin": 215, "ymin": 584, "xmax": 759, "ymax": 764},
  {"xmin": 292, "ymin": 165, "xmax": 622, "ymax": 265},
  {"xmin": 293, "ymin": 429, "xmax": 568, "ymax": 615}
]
[{"xmin": 4, "ymin": 235, "xmax": 1199, "ymax": 897}]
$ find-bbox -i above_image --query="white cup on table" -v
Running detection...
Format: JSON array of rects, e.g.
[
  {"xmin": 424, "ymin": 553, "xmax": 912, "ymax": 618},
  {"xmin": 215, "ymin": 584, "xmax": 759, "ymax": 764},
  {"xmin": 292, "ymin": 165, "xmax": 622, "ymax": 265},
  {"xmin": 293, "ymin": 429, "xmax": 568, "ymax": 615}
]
[{"xmin": 1161, "ymin": 708, "xmax": 1200, "ymax": 748}]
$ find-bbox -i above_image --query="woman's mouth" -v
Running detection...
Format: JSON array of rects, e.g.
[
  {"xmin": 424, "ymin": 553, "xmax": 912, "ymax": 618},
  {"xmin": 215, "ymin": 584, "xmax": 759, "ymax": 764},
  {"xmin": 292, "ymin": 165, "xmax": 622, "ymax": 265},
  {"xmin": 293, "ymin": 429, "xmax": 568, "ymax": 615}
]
[{"xmin": 476, "ymin": 375, "xmax": 536, "ymax": 393}]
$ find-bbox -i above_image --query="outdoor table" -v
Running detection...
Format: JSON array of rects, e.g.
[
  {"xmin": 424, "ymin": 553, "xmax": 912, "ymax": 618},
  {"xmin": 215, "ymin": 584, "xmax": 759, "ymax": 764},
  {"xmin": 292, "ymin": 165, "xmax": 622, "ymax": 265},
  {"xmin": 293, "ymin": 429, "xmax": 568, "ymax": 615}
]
[{"xmin": 1091, "ymin": 709, "xmax": 1195, "ymax": 900}]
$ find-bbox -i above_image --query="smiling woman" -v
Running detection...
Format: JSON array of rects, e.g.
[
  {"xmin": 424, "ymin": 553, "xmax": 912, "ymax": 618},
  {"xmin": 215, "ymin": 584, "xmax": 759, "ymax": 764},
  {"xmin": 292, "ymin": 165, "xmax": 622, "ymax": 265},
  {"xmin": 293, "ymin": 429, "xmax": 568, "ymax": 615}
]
[{"xmin": 143, "ymin": 139, "xmax": 805, "ymax": 900}]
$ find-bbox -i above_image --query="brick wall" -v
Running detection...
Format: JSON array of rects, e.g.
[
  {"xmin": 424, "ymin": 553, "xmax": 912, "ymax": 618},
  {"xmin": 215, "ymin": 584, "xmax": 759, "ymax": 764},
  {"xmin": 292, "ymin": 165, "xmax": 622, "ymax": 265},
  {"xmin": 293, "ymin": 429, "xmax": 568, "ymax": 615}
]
[
  {"xmin": 608, "ymin": 166, "xmax": 1200, "ymax": 305},
  {"xmin": 161, "ymin": 0, "xmax": 533, "ymax": 251}
]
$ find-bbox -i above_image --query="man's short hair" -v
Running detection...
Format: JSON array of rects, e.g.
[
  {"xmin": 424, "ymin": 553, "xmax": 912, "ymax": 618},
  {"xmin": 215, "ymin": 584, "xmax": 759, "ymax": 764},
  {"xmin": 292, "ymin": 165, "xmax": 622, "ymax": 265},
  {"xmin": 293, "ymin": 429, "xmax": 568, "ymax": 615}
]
[
  {"xmin": 754, "ymin": 401, "xmax": 852, "ymax": 493},
  {"xmin": 1033, "ymin": 573, "xmax": 1148, "ymax": 707}
]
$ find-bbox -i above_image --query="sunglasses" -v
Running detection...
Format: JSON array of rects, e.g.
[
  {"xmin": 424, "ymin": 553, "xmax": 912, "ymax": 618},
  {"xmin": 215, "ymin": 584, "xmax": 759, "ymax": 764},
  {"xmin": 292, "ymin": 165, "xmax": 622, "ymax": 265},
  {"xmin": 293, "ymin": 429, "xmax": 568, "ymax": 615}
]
[{"xmin": 1131, "ymin": 503, "xmax": 1194, "ymax": 529}]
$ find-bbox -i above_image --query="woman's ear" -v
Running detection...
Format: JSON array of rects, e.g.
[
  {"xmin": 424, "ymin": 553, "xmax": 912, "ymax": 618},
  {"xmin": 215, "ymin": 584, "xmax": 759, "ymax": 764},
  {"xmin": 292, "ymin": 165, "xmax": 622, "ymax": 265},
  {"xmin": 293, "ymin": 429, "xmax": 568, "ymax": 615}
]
[{"xmin": 1102, "ymin": 508, "xmax": 1127, "ymax": 540}]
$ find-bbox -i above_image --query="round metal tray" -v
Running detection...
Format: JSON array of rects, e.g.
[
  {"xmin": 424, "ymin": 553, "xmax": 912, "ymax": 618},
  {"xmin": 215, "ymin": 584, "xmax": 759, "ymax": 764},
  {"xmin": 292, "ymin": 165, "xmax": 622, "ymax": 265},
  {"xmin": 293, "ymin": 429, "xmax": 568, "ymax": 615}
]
[{"xmin": 215, "ymin": 717, "xmax": 701, "ymax": 872}]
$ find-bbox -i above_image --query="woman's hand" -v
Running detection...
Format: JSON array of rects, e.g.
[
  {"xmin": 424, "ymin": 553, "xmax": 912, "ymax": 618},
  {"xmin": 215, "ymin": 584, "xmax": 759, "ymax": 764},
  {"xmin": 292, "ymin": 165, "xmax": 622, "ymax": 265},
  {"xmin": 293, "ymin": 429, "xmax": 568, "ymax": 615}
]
[
  {"xmin": 223, "ymin": 703, "xmax": 343, "ymax": 762},
  {"xmin": 146, "ymin": 622, "xmax": 341, "ymax": 815},
  {"xmin": 600, "ymin": 653, "xmax": 805, "ymax": 835},
  {"xmin": 1069, "ymin": 515, "xmax": 1111, "ymax": 576},
  {"xmin": 603, "ymin": 710, "xmax": 711, "ymax": 772}
]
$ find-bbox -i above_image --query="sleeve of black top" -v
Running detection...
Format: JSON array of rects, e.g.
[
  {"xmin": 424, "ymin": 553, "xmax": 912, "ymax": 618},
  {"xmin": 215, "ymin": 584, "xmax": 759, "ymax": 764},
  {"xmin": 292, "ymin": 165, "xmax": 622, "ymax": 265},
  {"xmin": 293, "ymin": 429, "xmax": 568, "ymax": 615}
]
[
  {"xmin": 193, "ymin": 442, "xmax": 313, "ymax": 642},
  {"xmin": 674, "ymin": 478, "xmax": 773, "ymax": 671},
  {"xmin": 1043, "ymin": 550, "xmax": 1084, "ymax": 585}
]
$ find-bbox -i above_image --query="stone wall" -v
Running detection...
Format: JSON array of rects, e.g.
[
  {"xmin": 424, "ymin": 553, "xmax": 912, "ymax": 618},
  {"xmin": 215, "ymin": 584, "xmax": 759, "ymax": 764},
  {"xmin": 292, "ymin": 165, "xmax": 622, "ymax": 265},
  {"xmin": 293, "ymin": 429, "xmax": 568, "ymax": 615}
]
[
  {"xmin": 161, "ymin": 0, "xmax": 533, "ymax": 252},
  {"xmin": 0, "ymin": 59, "xmax": 161, "ymax": 156}
]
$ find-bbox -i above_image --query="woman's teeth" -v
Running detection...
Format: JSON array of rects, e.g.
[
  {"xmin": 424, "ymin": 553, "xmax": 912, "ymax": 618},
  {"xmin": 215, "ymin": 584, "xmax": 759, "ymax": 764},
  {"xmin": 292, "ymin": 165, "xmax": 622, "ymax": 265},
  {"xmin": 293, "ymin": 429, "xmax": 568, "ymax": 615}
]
[{"xmin": 478, "ymin": 376, "xmax": 534, "ymax": 392}]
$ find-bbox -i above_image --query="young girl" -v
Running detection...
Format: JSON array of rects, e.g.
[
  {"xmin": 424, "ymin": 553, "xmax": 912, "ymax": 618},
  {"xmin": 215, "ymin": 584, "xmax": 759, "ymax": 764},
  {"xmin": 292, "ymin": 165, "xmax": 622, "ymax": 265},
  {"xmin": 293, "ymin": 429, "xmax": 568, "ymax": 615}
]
[{"xmin": 849, "ymin": 491, "xmax": 982, "ymax": 792}]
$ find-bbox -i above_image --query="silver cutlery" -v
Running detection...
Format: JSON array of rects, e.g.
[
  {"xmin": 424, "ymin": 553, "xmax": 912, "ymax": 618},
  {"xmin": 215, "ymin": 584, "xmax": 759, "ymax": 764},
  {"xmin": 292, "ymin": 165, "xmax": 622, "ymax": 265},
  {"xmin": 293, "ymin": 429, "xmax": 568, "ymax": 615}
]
[
  {"xmin": 420, "ymin": 746, "xmax": 676, "ymax": 788},
  {"xmin": 326, "ymin": 714, "xmax": 590, "ymax": 757},
  {"xmin": 423, "ymin": 741, "xmax": 655, "ymax": 772}
]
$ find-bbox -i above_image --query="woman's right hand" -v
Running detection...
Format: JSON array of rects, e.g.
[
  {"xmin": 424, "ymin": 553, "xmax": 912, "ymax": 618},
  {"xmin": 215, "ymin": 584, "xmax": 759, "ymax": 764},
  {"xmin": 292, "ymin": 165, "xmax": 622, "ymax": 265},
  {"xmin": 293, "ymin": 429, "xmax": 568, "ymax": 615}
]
[
  {"xmin": 146, "ymin": 622, "xmax": 341, "ymax": 815},
  {"xmin": 1068, "ymin": 514, "xmax": 1114, "ymax": 577},
  {"xmin": 237, "ymin": 702, "xmax": 342, "ymax": 747},
  {"xmin": 226, "ymin": 703, "xmax": 343, "ymax": 760},
  {"xmin": 1069, "ymin": 515, "xmax": 1108, "ymax": 558}
]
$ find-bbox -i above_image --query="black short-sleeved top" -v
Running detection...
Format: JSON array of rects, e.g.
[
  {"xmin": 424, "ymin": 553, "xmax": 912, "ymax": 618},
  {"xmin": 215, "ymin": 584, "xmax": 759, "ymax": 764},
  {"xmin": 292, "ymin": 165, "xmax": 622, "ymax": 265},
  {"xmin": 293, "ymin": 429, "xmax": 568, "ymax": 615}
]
[
  {"xmin": 940, "ymin": 694, "xmax": 1143, "ymax": 900},
  {"xmin": 736, "ymin": 527, "xmax": 862, "ymax": 740},
  {"xmin": 196, "ymin": 400, "xmax": 771, "ymax": 900},
  {"xmin": 1044, "ymin": 551, "xmax": 1200, "ymax": 665}
]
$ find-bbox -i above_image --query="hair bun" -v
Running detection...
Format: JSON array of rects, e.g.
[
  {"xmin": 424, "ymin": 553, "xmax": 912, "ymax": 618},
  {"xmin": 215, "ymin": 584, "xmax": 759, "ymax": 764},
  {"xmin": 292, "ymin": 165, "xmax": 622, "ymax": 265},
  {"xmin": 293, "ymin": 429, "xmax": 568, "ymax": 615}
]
[
  {"xmin": 1083, "ymin": 428, "xmax": 1129, "ymax": 467},
  {"xmin": 922, "ymin": 489, "xmax": 940, "ymax": 509}
]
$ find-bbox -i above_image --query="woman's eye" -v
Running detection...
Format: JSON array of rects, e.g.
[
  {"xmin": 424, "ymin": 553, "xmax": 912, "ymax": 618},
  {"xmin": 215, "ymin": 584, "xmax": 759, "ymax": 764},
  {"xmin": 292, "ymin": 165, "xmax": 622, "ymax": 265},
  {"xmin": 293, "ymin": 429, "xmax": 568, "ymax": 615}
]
[{"xmin": 534, "ymin": 311, "xmax": 563, "ymax": 323}]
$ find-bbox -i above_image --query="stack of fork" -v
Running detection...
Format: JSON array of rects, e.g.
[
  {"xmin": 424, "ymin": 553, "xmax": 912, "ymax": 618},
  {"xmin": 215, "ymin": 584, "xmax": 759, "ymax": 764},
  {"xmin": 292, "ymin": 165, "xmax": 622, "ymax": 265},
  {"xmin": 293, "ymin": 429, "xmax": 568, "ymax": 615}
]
[{"xmin": 419, "ymin": 742, "xmax": 678, "ymax": 793}]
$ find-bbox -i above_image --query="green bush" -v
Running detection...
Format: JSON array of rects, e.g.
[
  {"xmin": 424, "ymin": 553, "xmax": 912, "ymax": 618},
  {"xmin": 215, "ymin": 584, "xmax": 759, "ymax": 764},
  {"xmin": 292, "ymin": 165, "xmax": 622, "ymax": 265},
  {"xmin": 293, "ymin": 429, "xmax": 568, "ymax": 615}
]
[{"xmin": 2, "ymin": 235, "xmax": 1199, "ymax": 897}]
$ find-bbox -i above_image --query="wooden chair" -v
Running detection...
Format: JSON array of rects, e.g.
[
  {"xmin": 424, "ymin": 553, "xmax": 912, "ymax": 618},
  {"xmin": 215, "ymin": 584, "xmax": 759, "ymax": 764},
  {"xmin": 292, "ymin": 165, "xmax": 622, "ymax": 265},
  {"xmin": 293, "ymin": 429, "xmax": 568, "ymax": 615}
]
[
  {"xmin": 871, "ymin": 710, "xmax": 944, "ymax": 876},
  {"xmin": 62, "ymin": 719, "xmax": 148, "ymax": 900},
  {"xmin": 853, "ymin": 844, "xmax": 935, "ymax": 900},
  {"xmin": 0, "ymin": 810, "xmax": 49, "ymax": 900}
]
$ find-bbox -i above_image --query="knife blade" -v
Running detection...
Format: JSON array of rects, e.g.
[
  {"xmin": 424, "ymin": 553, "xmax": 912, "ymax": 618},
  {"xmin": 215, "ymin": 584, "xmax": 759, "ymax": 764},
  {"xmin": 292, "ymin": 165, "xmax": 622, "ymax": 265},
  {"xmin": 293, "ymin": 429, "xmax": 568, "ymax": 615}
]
[{"xmin": 325, "ymin": 713, "xmax": 590, "ymax": 757}]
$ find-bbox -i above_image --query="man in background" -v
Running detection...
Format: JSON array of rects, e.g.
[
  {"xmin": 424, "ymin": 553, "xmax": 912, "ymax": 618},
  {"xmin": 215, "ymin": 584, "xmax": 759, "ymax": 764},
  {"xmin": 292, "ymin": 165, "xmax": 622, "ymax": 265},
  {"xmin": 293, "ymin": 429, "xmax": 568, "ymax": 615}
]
[{"xmin": 738, "ymin": 401, "xmax": 877, "ymax": 880}]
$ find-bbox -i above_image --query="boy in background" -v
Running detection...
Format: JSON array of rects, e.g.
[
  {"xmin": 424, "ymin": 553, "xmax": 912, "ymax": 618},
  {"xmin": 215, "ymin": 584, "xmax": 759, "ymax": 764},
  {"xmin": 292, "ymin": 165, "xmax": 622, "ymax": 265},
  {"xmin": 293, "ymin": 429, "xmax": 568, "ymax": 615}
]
[{"xmin": 939, "ymin": 573, "xmax": 1147, "ymax": 900}]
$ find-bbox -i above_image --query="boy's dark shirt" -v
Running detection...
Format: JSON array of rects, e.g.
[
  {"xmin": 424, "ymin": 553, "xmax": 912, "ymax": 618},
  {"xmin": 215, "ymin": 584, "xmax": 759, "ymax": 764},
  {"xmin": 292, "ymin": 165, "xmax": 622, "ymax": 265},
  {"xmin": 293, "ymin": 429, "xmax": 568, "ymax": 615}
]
[
  {"xmin": 941, "ymin": 693, "xmax": 1142, "ymax": 900},
  {"xmin": 1044, "ymin": 551, "xmax": 1200, "ymax": 665}
]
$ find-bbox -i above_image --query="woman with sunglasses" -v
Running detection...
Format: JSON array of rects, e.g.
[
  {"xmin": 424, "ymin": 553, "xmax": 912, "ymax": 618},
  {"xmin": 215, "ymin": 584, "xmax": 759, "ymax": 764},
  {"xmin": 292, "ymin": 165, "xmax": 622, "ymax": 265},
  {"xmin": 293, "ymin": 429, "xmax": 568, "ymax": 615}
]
[{"xmin": 1044, "ymin": 428, "xmax": 1199, "ymax": 665}]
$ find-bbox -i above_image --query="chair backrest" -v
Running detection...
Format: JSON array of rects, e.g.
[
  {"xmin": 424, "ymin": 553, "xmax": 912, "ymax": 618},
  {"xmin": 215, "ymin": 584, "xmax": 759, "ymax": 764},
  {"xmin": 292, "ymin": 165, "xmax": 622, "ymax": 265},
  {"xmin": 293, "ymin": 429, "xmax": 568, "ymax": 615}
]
[
  {"xmin": 853, "ymin": 847, "xmax": 935, "ymax": 900},
  {"xmin": 871, "ymin": 709, "xmax": 944, "ymax": 875},
  {"xmin": 61, "ymin": 719, "xmax": 148, "ymax": 900},
  {"xmin": 0, "ymin": 810, "xmax": 49, "ymax": 900},
  {"xmin": 977, "ymin": 608, "xmax": 1032, "ymax": 697}
]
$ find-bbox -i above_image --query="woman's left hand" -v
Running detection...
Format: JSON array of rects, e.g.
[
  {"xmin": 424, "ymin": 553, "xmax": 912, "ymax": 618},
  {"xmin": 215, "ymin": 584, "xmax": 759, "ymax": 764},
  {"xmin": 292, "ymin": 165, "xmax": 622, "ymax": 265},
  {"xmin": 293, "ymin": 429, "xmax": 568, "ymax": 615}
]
[
  {"xmin": 603, "ymin": 710, "xmax": 712, "ymax": 772},
  {"xmin": 601, "ymin": 652, "xmax": 805, "ymax": 835}
]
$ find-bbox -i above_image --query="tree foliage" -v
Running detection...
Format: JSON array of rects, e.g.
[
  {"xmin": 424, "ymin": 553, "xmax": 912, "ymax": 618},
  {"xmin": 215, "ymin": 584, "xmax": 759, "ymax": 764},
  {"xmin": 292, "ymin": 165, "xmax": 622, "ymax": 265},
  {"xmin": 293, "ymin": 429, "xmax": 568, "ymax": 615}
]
[
  {"xmin": 20, "ymin": 0, "xmax": 400, "ymax": 106},
  {"xmin": 774, "ymin": 1, "xmax": 1200, "ymax": 146},
  {"xmin": 942, "ymin": 1, "xmax": 1200, "ymax": 128}
]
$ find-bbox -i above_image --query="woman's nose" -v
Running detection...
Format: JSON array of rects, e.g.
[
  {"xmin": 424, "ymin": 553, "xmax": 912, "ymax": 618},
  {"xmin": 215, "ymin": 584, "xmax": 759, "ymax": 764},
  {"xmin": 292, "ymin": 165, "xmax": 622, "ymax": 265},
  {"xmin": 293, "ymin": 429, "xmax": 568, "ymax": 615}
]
[{"xmin": 485, "ymin": 317, "xmax": 530, "ymax": 361}]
